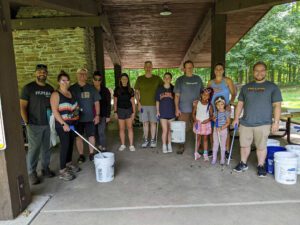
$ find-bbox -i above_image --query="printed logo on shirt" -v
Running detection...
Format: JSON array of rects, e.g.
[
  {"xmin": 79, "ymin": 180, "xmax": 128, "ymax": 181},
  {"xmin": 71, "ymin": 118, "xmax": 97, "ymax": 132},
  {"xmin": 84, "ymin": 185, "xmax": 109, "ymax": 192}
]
[
  {"xmin": 247, "ymin": 87, "xmax": 265, "ymax": 92},
  {"xmin": 213, "ymin": 87, "xmax": 222, "ymax": 93},
  {"xmin": 185, "ymin": 82, "xmax": 198, "ymax": 85},
  {"xmin": 35, "ymin": 91, "xmax": 51, "ymax": 98},
  {"xmin": 81, "ymin": 92, "xmax": 90, "ymax": 99},
  {"xmin": 160, "ymin": 92, "xmax": 174, "ymax": 100}
]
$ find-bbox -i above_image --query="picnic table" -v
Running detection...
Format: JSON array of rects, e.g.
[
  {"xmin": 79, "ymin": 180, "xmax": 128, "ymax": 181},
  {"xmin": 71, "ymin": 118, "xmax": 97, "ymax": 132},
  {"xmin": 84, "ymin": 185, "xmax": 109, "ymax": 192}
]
[{"xmin": 278, "ymin": 109, "xmax": 300, "ymax": 144}]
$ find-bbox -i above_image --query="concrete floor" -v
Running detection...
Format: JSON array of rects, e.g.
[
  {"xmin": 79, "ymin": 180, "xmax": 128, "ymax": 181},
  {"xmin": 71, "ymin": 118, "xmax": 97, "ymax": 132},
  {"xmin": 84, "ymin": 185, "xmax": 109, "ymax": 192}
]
[{"xmin": 29, "ymin": 122, "xmax": 300, "ymax": 225}]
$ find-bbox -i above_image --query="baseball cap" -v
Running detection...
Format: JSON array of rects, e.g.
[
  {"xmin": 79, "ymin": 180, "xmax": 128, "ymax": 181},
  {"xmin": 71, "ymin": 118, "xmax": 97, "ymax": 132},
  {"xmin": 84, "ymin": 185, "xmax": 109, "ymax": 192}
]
[{"xmin": 35, "ymin": 64, "xmax": 48, "ymax": 72}]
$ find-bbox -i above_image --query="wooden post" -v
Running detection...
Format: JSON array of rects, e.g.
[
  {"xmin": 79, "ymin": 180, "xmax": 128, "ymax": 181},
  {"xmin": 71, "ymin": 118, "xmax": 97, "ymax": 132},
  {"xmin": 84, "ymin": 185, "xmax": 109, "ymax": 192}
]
[
  {"xmin": 114, "ymin": 64, "xmax": 122, "ymax": 88},
  {"xmin": 211, "ymin": 6, "xmax": 227, "ymax": 78},
  {"xmin": 0, "ymin": 0, "xmax": 31, "ymax": 220},
  {"xmin": 94, "ymin": 27, "xmax": 106, "ymax": 85}
]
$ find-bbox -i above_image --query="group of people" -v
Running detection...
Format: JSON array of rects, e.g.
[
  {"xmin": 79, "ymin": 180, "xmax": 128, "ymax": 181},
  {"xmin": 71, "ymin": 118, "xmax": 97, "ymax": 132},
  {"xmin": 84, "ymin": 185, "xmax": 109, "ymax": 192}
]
[{"xmin": 20, "ymin": 59, "xmax": 282, "ymax": 185}]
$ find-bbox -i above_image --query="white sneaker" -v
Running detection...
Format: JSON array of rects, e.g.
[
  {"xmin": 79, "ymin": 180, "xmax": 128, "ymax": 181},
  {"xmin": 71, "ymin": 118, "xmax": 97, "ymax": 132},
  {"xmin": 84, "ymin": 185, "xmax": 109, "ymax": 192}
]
[
  {"xmin": 150, "ymin": 139, "xmax": 157, "ymax": 148},
  {"xmin": 129, "ymin": 145, "xmax": 136, "ymax": 152},
  {"xmin": 167, "ymin": 143, "xmax": 173, "ymax": 153},
  {"xmin": 118, "ymin": 145, "xmax": 126, "ymax": 151},
  {"xmin": 141, "ymin": 139, "xmax": 149, "ymax": 148},
  {"xmin": 162, "ymin": 144, "xmax": 168, "ymax": 153}
]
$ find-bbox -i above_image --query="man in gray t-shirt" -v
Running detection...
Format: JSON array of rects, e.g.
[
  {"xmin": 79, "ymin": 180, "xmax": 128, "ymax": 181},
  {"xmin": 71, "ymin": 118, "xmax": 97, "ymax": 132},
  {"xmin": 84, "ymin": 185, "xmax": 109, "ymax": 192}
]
[
  {"xmin": 70, "ymin": 68, "xmax": 101, "ymax": 163},
  {"xmin": 232, "ymin": 61, "xmax": 282, "ymax": 177},
  {"xmin": 174, "ymin": 60, "xmax": 204, "ymax": 154}
]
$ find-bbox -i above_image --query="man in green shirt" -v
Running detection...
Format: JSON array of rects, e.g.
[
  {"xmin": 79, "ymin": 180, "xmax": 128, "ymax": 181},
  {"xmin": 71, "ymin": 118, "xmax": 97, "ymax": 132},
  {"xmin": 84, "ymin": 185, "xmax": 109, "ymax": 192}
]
[{"xmin": 134, "ymin": 61, "xmax": 163, "ymax": 148}]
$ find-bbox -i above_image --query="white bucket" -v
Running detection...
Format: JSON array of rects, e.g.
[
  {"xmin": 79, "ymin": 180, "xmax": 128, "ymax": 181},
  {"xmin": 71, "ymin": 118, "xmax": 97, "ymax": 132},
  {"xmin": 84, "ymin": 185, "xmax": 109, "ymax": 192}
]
[
  {"xmin": 171, "ymin": 121, "xmax": 186, "ymax": 143},
  {"xmin": 285, "ymin": 145, "xmax": 300, "ymax": 174},
  {"xmin": 94, "ymin": 152, "xmax": 115, "ymax": 183},
  {"xmin": 274, "ymin": 152, "xmax": 298, "ymax": 185},
  {"xmin": 267, "ymin": 139, "xmax": 280, "ymax": 147}
]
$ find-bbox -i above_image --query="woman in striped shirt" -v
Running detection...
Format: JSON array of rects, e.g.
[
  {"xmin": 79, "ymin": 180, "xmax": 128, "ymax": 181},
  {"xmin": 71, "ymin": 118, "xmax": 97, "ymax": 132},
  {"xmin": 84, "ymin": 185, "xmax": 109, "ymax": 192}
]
[{"xmin": 50, "ymin": 71, "xmax": 80, "ymax": 181}]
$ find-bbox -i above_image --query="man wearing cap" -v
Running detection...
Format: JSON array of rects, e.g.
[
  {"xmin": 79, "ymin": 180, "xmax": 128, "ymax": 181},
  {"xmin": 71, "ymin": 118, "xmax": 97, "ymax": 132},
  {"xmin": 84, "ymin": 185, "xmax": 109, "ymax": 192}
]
[
  {"xmin": 233, "ymin": 61, "xmax": 282, "ymax": 177},
  {"xmin": 70, "ymin": 68, "xmax": 100, "ymax": 163},
  {"xmin": 20, "ymin": 64, "xmax": 55, "ymax": 185}
]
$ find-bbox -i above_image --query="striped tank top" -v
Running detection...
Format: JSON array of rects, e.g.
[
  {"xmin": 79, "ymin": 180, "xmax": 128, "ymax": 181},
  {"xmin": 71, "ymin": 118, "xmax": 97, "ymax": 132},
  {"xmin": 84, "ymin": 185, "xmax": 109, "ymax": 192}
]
[{"xmin": 56, "ymin": 91, "xmax": 79, "ymax": 125}]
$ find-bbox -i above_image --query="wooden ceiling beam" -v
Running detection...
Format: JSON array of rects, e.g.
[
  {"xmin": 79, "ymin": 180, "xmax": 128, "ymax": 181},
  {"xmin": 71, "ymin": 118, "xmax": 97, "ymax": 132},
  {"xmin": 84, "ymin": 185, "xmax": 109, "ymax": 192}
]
[
  {"xmin": 180, "ymin": 9, "xmax": 211, "ymax": 68},
  {"xmin": 9, "ymin": 0, "xmax": 98, "ymax": 15},
  {"xmin": 101, "ymin": 14, "xmax": 121, "ymax": 66},
  {"xmin": 216, "ymin": 0, "xmax": 295, "ymax": 14},
  {"xmin": 11, "ymin": 16, "xmax": 101, "ymax": 30}
]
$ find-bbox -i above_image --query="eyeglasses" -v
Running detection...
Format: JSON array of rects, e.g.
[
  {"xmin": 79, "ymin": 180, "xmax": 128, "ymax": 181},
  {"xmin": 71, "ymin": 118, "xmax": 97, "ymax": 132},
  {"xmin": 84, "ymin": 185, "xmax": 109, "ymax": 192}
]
[{"xmin": 60, "ymin": 79, "xmax": 70, "ymax": 82}]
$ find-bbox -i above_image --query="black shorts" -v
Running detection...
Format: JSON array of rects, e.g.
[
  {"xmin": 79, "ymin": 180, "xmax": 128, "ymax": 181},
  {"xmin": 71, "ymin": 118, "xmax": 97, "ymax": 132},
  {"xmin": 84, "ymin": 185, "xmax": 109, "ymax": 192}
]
[
  {"xmin": 117, "ymin": 107, "xmax": 133, "ymax": 120},
  {"xmin": 75, "ymin": 122, "xmax": 95, "ymax": 137}
]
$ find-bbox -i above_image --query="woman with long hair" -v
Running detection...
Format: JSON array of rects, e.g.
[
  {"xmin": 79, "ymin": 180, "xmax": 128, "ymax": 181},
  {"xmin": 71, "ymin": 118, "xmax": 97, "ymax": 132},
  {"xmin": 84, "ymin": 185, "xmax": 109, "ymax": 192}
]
[
  {"xmin": 113, "ymin": 73, "xmax": 136, "ymax": 151},
  {"xmin": 50, "ymin": 70, "xmax": 80, "ymax": 181},
  {"xmin": 207, "ymin": 63, "xmax": 236, "ymax": 158}
]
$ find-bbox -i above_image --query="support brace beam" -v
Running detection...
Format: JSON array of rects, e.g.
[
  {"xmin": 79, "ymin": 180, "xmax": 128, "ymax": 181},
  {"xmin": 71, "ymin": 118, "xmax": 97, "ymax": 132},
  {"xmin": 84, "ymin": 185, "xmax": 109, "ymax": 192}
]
[
  {"xmin": 11, "ymin": 16, "xmax": 102, "ymax": 30},
  {"xmin": 101, "ymin": 14, "xmax": 122, "ymax": 67},
  {"xmin": 216, "ymin": 0, "xmax": 295, "ymax": 14},
  {"xmin": 0, "ymin": 0, "xmax": 31, "ymax": 220},
  {"xmin": 9, "ymin": 0, "xmax": 97, "ymax": 16},
  {"xmin": 211, "ymin": 8, "xmax": 226, "ymax": 78},
  {"xmin": 180, "ymin": 10, "xmax": 211, "ymax": 68}
]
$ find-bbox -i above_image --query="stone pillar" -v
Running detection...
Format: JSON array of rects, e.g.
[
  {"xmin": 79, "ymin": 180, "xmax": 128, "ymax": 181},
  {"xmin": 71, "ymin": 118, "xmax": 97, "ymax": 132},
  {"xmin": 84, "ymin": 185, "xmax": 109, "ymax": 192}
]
[
  {"xmin": 114, "ymin": 64, "xmax": 122, "ymax": 88},
  {"xmin": 211, "ymin": 6, "xmax": 227, "ymax": 78},
  {"xmin": 94, "ymin": 27, "xmax": 105, "ymax": 85},
  {"xmin": 0, "ymin": 0, "xmax": 31, "ymax": 220}
]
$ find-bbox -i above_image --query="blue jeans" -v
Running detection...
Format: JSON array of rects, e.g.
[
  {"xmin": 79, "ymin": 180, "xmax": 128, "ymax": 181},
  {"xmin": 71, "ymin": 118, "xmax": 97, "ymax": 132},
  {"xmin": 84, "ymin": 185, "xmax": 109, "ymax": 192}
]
[
  {"xmin": 97, "ymin": 117, "xmax": 107, "ymax": 147},
  {"xmin": 26, "ymin": 125, "xmax": 51, "ymax": 174}
]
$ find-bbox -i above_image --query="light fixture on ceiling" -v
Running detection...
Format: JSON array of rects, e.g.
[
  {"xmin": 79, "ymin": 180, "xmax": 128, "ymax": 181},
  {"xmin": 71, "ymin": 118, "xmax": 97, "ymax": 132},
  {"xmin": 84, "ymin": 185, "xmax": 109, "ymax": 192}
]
[{"xmin": 160, "ymin": 4, "xmax": 172, "ymax": 16}]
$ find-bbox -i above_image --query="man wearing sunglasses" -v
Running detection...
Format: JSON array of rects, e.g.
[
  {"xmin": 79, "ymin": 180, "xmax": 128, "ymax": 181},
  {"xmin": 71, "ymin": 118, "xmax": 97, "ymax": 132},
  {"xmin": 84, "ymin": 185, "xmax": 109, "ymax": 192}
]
[
  {"xmin": 70, "ymin": 68, "xmax": 101, "ymax": 163},
  {"xmin": 20, "ymin": 64, "xmax": 55, "ymax": 185}
]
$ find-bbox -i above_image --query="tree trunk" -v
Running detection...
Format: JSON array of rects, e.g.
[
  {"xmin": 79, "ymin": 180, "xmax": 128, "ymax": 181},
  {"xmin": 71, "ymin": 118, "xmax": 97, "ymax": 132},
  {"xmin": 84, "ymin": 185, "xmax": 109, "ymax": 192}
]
[
  {"xmin": 238, "ymin": 69, "xmax": 243, "ymax": 84},
  {"xmin": 278, "ymin": 68, "xmax": 282, "ymax": 85},
  {"xmin": 288, "ymin": 64, "xmax": 292, "ymax": 83},
  {"xmin": 292, "ymin": 66, "xmax": 296, "ymax": 83}
]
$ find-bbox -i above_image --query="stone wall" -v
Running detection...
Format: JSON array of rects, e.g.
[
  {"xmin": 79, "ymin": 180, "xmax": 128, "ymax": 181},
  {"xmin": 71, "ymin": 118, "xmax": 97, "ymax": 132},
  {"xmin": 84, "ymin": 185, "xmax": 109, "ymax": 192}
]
[{"xmin": 13, "ymin": 7, "xmax": 96, "ymax": 92}]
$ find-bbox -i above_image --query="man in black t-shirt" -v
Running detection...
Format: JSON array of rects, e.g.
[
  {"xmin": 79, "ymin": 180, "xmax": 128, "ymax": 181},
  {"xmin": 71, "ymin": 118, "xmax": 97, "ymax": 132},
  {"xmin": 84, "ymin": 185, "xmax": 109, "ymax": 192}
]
[{"xmin": 20, "ymin": 64, "xmax": 55, "ymax": 185}]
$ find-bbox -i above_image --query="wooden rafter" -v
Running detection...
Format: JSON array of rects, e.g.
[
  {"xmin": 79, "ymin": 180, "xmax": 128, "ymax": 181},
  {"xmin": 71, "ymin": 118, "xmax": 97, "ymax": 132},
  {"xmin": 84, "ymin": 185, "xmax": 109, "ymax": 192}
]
[
  {"xmin": 11, "ymin": 16, "xmax": 101, "ymax": 30},
  {"xmin": 180, "ymin": 9, "xmax": 211, "ymax": 68},
  {"xmin": 101, "ymin": 14, "xmax": 121, "ymax": 66},
  {"xmin": 216, "ymin": 0, "xmax": 295, "ymax": 14},
  {"xmin": 9, "ymin": 0, "xmax": 98, "ymax": 15}
]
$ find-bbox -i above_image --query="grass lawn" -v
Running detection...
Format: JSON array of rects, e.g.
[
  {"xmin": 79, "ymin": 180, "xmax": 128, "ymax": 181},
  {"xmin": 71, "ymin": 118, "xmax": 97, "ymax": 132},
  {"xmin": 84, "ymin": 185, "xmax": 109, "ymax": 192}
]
[{"xmin": 281, "ymin": 85, "xmax": 300, "ymax": 109}]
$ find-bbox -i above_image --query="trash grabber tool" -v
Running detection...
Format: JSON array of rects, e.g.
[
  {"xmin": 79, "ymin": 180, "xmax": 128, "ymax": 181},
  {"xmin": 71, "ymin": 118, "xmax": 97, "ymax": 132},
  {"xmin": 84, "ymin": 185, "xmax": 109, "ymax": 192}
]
[{"xmin": 227, "ymin": 123, "xmax": 238, "ymax": 166}]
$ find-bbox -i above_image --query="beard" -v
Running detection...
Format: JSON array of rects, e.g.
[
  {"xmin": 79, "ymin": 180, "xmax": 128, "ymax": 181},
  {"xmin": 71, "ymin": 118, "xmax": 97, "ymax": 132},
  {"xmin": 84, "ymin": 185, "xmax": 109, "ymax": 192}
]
[
  {"xmin": 254, "ymin": 76, "xmax": 265, "ymax": 82},
  {"xmin": 37, "ymin": 75, "xmax": 47, "ymax": 82}
]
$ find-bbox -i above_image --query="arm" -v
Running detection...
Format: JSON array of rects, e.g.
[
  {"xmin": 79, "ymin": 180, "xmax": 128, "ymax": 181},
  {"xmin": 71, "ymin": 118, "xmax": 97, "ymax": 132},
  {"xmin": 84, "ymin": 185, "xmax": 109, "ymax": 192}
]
[
  {"xmin": 93, "ymin": 101, "xmax": 100, "ymax": 125},
  {"xmin": 222, "ymin": 117, "xmax": 231, "ymax": 130},
  {"xmin": 202, "ymin": 105, "xmax": 213, "ymax": 124},
  {"xmin": 135, "ymin": 89, "xmax": 141, "ymax": 112},
  {"xmin": 175, "ymin": 93, "xmax": 181, "ymax": 117},
  {"xmin": 192, "ymin": 101, "xmax": 197, "ymax": 123},
  {"xmin": 20, "ymin": 99, "xmax": 29, "ymax": 124},
  {"xmin": 106, "ymin": 89, "xmax": 111, "ymax": 122},
  {"xmin": 156, "ymin": 101, "xmax": 160, "ymax": 118},
  {"xmin": 207, "ymin": 80, "xmax": 211, "ymax": 88},
  {"xmin": 272, "ymin": 101, "xmax": 281, "ymax": 133},
  {"xmin": 130, "ymin": 97, "xmax": 136, "ymax": 121},
  {"xmin": 114, "ymin": 96, "xmax": 118, "ymax": 120},
  {"xmin": 233, "ymin": 100, "xmax": 244, "ymax": 126},
  {"xmin": 226, "ymin": 78, "xmax": 236, "ymax": 104},
  {"xmin": 50, "ymin": 92, "xmax": 70, "ymax": 132}
]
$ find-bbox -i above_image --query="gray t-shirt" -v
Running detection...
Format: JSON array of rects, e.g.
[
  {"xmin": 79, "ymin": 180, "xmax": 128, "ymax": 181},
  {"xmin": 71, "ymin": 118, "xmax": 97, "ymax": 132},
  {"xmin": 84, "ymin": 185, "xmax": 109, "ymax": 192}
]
[
  {"xmin": 70, "ymin": 83, "xmax": 101, "ymax": 122},
  {"xmin": 238, "ymin": 81, "xmax": 282, "ymax": 127},
  {"xmin": 174, "ymin": 75, "xmax": 203, "ymax": 113}
]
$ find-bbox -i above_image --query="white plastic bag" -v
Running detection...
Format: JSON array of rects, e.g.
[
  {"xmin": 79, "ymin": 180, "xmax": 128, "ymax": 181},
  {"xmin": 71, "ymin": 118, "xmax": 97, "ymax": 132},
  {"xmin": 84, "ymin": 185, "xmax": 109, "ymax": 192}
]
[{"xmin": 49, "ymin": 114, "xmax": 60, "ymax": 147}]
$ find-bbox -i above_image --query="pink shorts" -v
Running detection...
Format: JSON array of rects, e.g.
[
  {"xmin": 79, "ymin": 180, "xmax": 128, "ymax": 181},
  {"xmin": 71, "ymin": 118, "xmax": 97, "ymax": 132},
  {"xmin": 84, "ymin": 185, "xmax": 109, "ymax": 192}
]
[{"xmin": 193, "ymin": 121, "xmax": 212, "ymax": 135}]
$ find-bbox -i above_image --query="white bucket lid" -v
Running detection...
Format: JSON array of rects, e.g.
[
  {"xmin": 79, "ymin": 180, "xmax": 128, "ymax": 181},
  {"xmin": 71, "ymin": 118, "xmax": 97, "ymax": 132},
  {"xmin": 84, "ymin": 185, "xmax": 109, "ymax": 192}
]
[
  {"xmin": 274, "ymin": 151, "xmax": 297, "ymax": 159},
  {"xmin": 285, "ymin": 145, "xmax": 300, "ymax": 153}
]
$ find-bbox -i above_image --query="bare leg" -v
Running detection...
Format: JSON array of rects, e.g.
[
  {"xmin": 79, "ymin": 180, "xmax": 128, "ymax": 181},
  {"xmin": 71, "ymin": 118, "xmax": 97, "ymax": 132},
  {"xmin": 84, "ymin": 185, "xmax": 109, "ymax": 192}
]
[
  {"xmin": 167, "ymin": 120, "xmax": 172, "ymax": 144},
  {"xmin": 76, "ymin": 137, "xmax": 84, "ymax": 155},
  {"xmin": 150, "ymin": 122, "xmax": 157, "ymax": 140},
  {"xmin": 88, "ymin": 136, "xmax": 96, "ymax": 154},
  {"xmin": 241, "ymin": 146, "xmax": 251, "ymax": 163},
  {"xmin": 118, "ymin": 119, "xmax": 126, "ymax": 145},
  {"xmin": 256, "ymin": 148, "xmax": 267, "ymax": 166},
  {"xmin": 160, "ymin": 119, "xmax": 168, "ymax": 145},
  {"xmin": 126, "ymin": 118, "xmax": 134, "ymax": 146},
  {"xmin": 143, "ymin": 121, "xmax": 149, "ymax": 140}
]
